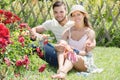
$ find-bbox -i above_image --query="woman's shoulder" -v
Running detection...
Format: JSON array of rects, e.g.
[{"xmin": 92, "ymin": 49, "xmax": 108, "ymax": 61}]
[
  {"xmin": 85, "ymin": 27, "xmax": 95, "ymax": 37},
  {"xmin": 85, "ymin": 27, "xmax": 95, "ymax": 33}
]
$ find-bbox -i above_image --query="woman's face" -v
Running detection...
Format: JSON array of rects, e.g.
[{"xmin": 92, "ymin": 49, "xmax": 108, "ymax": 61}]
[{"xmin": 71, "ymin": 11, "xmax": 85, "ymax": 24}]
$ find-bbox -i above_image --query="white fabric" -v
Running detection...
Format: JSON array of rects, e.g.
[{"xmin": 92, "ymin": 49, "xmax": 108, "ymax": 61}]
[
  {"xmin": 42, "ymin": 19, "xmax": 74, "ymax": 42},
  {"xmin": 68, "ymin": 28, "xmax": 88, "ymax": 51}
]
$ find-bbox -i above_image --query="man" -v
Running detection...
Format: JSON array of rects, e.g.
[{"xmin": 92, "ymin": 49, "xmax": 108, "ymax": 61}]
[{"xmin": 30, "ymin": 1, "xmax": 74, "ymax": 66}]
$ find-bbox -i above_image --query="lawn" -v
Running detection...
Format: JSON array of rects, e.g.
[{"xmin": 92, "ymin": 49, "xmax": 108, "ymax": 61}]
[{"xmin": 1, "ymin": 47, "xmax": 120, "ymax": 80}]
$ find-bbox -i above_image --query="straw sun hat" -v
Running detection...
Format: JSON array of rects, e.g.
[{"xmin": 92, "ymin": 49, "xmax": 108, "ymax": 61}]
[{"xmin": 69, "ymin": 5, "xmax": 88, "ymax": 18}]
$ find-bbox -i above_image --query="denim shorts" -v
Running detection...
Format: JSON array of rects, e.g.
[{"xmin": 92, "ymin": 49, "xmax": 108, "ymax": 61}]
[{"xmin": 43, "ymin": 43, "xmax": 58, "ymax": 67}]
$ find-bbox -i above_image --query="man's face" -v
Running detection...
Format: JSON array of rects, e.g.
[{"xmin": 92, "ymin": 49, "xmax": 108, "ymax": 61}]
[{"xmin": 53, "ymin": 5, "xmax": 66, "ymax": 22}]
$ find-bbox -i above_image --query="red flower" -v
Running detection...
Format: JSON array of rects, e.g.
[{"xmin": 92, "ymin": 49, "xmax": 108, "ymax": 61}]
[
  {"xmin": 4, "ymin": 57, "xmax": 11, "ymax": 66},
  {"xmin": 15, "ymin": 55, "xmax": 30, "ymax": 69},
  {"xmin": 22, "ymin": 55, "xmax": 30, "ymax": 65},
  {"xmin": 37, "ymin": 52, "xmax": 44, "ymax": 58},
  {"xmin": 39, "ymin": 64, "xmax": 46, "ymax": 72},
  {"xmin": 43, "ymin": 39, "xmax": 48, "ymax": 45},
  {"xmin": 0, "ymin": 23, "xmax": 10, "ymax": 53},
  {"xmin": 1, "ymin": 48, "xmax": 6, "ymax": 53},
  {"xmin": 21, "ymin": 43, "xmax": 24, "ymax": 47},
  {"xmin": 18, "ymin": 35, "xmax": 25, "ymax": 47},
  {"xmin": 22, "ymin": 55, "xmax": 30, "ymax": 69},
  {"xmin": 13, "ymin": 15, "xmax": 21, "ymax": 21},
  {"xmin": 19, "ymin": 23, "xmax": 28, "ymax": 29},
  {"xmin": 0, "ymin": 9, "xmax": 21, "ymax": 24},
  {"xmin": 18, "ymin": 35, "xmax": 25, "ymax": 43},
  {"xmin": 0, "ymin": 9, "xmax": 4, "ymax": 14},
  {"xmin": 4, "ymin": 11, "xmax": 13, "ymax": 18},
  {"xmin": 36, "ymin": 47, "xmax": 41, "ymax": 53},
  {"xmin": 0, "ymin": 23, "xmax": 10, "ymax": 38},
  {"xmin": 0, "ymin": 38, "xmax": 7, "ymax": 48},
  {"xmin": 3, "ymin": 19, "xmax": 12, "ymax": 24},
  {"xmin": 36, "ymin": 47, "xmax": 44, "ymax": 58},
  {"xmin": 15, "ymin": 60, "xmax": 23, "ymax": 67}
]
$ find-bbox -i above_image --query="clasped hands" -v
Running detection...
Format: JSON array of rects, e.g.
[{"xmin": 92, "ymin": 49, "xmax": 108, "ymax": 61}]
[{"xmin": 55, "ymin": 40, "xmax": 78, "ymax": 63}]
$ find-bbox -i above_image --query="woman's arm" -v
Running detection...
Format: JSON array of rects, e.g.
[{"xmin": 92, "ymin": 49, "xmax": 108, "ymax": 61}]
[
  {"xmin": 85, "ymin": 29, "xmax": 96, "ymax": 53},
  {"xmin": 75, "ymin": 29, "xmax": 96, "ymax": 56}
]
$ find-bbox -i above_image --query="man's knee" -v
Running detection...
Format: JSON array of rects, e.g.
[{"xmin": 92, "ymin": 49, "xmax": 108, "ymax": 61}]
[{"xmin": 43, "ymin": 43, "xmax": 58, "ymax": 66}]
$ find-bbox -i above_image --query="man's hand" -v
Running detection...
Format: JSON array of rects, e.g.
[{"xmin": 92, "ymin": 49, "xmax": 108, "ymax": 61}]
[{"xmin": 29, "ymin": 30, "xmax": 37, "ymax": 41}]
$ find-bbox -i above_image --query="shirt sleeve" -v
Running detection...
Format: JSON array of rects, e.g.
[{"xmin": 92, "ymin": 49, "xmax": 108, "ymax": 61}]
[{"xmin": 41, "ymin": 20, "xmax": 52, "ymax": 30}]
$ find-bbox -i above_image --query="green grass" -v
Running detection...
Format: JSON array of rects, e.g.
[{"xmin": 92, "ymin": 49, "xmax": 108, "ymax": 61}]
[{"xmin": 1, "ymin": 47, "xmax": 120, "ymax": 80}]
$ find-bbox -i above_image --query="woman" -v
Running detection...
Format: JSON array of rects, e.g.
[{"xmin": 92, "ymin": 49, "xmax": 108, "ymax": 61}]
[{"xmin": 52, "ymin": 5, "xmax": 96, "ymax": 80}]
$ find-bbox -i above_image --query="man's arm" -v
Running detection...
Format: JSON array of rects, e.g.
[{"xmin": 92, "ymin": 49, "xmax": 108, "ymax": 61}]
[
  {"xmin": 54, "ymin": 29, "xmax": 70, "ymax": 52},
  {"xmin": 32, "ymin": 25, "xmax": 46, "ymax": 34},
  {"xmin": 61, "ymin": 29, "xmax": 69, "ymax": 41},
  {"xmin": 30, "ymin": 25, "xmax": 46, "ymax": 40}
]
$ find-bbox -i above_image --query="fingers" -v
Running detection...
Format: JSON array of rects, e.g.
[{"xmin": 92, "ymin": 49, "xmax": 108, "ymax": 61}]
[{"xmin": 55, "ymin": 45, "xmax": 65, "ymax": 52}]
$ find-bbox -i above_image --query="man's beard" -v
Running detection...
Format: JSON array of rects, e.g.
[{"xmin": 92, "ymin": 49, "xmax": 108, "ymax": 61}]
[{"xmin": 57, "ymin": 16, "xmax": 66, "ymax": 23}]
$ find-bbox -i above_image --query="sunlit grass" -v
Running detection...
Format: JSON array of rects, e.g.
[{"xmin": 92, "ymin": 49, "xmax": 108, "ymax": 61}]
[{"xmin": 2, "ymin": 47, "xmax": 120, "ymax": 80}]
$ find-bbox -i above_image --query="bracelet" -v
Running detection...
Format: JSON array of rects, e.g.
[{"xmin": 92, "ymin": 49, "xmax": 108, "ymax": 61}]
[{"xmin": 73, "ymin": 49, "xmax": 79, "ymax": 55}]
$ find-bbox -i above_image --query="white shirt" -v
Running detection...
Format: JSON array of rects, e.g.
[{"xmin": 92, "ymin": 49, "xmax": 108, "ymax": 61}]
[
  {"xmin": 68, "ymin": 28, "xmax": 88, "ymax": 51},
  {"xmin": 42, "ymin": 18, "xmax": 74, "ymax": 42}
]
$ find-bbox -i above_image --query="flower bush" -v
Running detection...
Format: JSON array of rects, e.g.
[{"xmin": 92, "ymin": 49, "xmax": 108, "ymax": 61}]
[
  {"xmin": 0, "ymin": 23, "xmax": 10, "ymax": 53},
  {"xmin": 0, "ymin": 9, "xmax": 47, "ymax": 78}
]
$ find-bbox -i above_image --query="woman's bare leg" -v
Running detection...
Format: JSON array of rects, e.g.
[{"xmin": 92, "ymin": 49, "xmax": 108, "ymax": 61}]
[
  {"xmin": 73, "ymin": 56, "xmax": 87, "ymax": 71},
  {"xmin": 62, "ymin": 59, "xmax": 73, "ymax": 73},
  {"xmin": 52, "ymin": 55, "xmax": 88, "ymax": 79},
  {"xmin": 57, "ymin": 52, "xmax": 65, "ymax": 73},
  {"xmin": 51, "ymin": 59, "xmax": 73, "ymax": 79}
]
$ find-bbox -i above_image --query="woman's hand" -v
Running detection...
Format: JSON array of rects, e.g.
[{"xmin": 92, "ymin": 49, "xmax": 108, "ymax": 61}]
[
  {"xmin": 55, "ymin": 43, "xmax": 66, "ymax": 52},
  {"xmin": 85, "ymin": 39, "xmax": 95, "ymax": 52}
]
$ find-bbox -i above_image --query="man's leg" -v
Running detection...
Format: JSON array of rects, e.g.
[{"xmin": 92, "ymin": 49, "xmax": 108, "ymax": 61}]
[{"xmin": 43, "ymin": 43, "xmax": 58, "ymax": 67}]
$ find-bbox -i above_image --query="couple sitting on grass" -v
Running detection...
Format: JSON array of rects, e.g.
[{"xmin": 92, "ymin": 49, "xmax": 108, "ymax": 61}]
[
  {"xmin": 30, "ymin": 1, "xmax": 102, "ymax": 80},
  {"xmin": 51, "ymin": 4, "xmax": 96, "ymax": 80}
]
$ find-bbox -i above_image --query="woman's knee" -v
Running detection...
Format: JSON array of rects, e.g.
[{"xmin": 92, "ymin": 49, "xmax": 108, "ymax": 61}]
[{"xmin": 73, "ymin": 58, "xmax": 87, "ymax": 71}]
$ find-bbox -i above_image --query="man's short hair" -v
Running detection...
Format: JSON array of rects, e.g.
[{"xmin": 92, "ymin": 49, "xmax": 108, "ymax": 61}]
[{"xmin": 52, "ymin": 1, "xmax": 66, "ymax": 10}]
